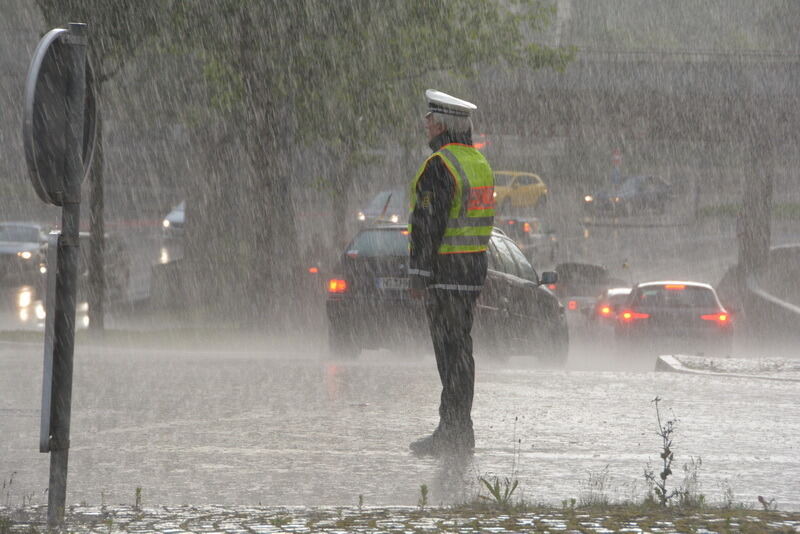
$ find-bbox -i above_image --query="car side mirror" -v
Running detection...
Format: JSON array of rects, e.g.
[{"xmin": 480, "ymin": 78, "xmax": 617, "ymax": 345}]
[{"xmin": 540, "ymin": 271, "xmax": 558, "ymax": 286}]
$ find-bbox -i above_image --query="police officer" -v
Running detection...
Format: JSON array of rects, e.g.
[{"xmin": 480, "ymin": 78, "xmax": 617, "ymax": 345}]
[{"xmin": 408, "ymin": 90, "xmax": 495, "ymax": 456}]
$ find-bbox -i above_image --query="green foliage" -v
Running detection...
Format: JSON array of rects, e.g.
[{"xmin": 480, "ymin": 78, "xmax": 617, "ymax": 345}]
[
  {"xmin": 35, "ymin": 0, "xmax": 167, "ymax": 84},
  {"xmin": 418, "ymin": 484, "xmax": 428, "ymax": 510},
  {"xmin": 643, "ymin": 397, "xmax": 679, "ymax": 507},
  {"xmin": 479, "ymin": 476, "xmax": 519, "ymax": 509},
  {"xmin": 168, "ymin": 0, "xmax": 574, "ymax": 149}
]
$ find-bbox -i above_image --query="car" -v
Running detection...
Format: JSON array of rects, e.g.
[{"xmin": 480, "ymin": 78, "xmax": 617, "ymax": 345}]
[
  {"xmin": 494, "ymin": 215, "xmax": 558, "ymax": 266},
  {"xmin": 614, "ymin": 281, "xmax": 733, "ymax": 356},
  {"xmin": 589, "ymin": 287, "xmax": 632, "ymax": 325},
  {"xmin": 552, "ymin": 262, "xmax": 622, "ymax": 317},
  {"xmin": 34, "ymin": 232, "xmax": 131, "ymax": 303},
  {"xmin": 356, "ymin": 188, "xmax": 407, "ymax": 226},
  {"xmin": 583, "ymin": 175, "xmax": 673, "ymax": 216},
  {"xmin": 77, "ymin": 232, "xmax": 131, "ymax": 301},
  {"xmin": 162, "ymin": 200, "xmax": 185, "ymax": 239},
  {"xmin": 0, "ymin": 222, "xmax": 50, "ymax": 287},
  {"xmin": 493, "ymin": 171, "xmax": 547, "ymax": 215},
  {"xmin": 325, "ymin": 224, "xmax": 568, "ymax": 364}
]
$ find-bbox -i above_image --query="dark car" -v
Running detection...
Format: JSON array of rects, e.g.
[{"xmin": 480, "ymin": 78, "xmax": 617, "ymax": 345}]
[
  {"xmin": 589, "ymin": 287, "xmax": 632, "ymax": 325},
  {"xmin": 0, "ymin": 222, "xmax": 49, "ymax": 287},
  {"xmin": 614, "ymin": 281, "xmax": 733, "ymax": 356},
  {"xmin": 552, "ymin": 262, "xmax": 624, "ymax": 317},
  {"xmin": 325, "ymin": 225, "xmax": 568, "ymax": 364},
  {"xmin": 583, "ymin": 175, "xmax": 673, "ymax": 216},
  {"xmin": 356, "ymin": 188, "xmax": 407, "ymax": 226}
]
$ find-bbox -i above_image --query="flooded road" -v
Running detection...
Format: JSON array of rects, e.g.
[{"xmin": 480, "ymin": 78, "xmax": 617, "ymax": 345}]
[{"xmin": 1, "ymin": 339, "xmax": 797, "ymax": 510}]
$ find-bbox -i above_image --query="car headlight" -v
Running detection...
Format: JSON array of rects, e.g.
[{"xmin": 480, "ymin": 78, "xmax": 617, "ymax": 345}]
[
  {"xmin": 493, "ymin": 191, "xmax": 497, "ymax": 198},
  {"xmin": 357, "ymin": 212, "xmax": 366, "ymax": 222},
  {"xmin": 17, "ymin": 251, "xmax": 32, "ymax": 260},
  {"xmin": 613, "ymin": 197, "xmax": 621, "ymax": 202},
  {"xmin": 389, "ymin": 214, "xmax": 399, "ymax": 223},
  {"xmin": 584, "ymin": 195, "xmax": 593, "ymax": 203},
  {"xmin": 18, "ymin": 289, "xmax": 32, "ymax": 308},
  {"xmin": 162, "ymin": 219, "xmax": 171, "ymax": 228}
]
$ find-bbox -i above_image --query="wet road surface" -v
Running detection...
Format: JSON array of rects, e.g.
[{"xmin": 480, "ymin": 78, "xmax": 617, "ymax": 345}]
[{"xmin": 1, "ymin": 337, "xmax": 798, "ymax": 510}]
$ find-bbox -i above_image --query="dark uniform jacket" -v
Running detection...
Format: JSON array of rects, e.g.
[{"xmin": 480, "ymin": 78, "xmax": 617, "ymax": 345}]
[{"xmin": 409, "ymin": 131, "xmax": 489, "ymax": 291}]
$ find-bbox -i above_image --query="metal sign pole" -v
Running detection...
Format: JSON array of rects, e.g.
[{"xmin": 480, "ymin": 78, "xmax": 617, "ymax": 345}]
[{"xmin": 46, "ymin": 22, "xmax": 87, "ymax": 529}]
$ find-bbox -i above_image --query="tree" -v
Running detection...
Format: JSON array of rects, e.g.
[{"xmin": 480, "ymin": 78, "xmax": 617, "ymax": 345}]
[{"xmin": 168, "ymin": 0, "xmax": 574, "ymax": 323}]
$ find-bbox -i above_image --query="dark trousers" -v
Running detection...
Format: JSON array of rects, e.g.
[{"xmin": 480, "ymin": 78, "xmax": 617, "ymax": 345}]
[{"xmin": 425, "ymin": 288, "xmax": 479, "ymax": 436}]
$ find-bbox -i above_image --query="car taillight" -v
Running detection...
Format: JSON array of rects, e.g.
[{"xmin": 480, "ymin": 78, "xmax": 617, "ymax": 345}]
[
  {"xmin": 567, "ymin": 300, "xmax": 578, "ymax": 311},
  {"xmin": 328, "ymin": 279, "xmax": 348, "ymax": 293},
  {"xmin": 523, "ymin": 222, "xmax": 532, "ymax": 233},
  {"xmin": 700, "ymin": 312, "xmax": 730, "ymax": 325},
  {"xmin": 507, "ymin": 219, "xmax": 516, "ymax": 225},
  {"xmin": 308, "ymin": 267, "xmax": 319, "ymax": 274},
  {"xmin": 665, "ymin": 284, "xmax": 685, "ymax": 290},
  {"xmin": 620, "ymin": 310, "xmax": 649, "ymax": 322},
  {"xmin": 599, "ymin": 305, "xmax": 612, "ymax": 316},
  {"xmin": 547, "ymin": 283, "xmax": 557, "ymax": 290}
]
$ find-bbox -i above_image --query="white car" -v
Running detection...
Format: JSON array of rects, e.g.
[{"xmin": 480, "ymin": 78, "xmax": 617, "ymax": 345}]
[{"xmin": 162, "ymin": 201, "xmax": 185, "ymax": 239}]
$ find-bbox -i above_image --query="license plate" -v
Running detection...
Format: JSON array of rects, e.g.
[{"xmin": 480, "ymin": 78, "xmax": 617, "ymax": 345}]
[{"xmin": 376, "ymin": 277, "xmax": 409, "ymax": 290}]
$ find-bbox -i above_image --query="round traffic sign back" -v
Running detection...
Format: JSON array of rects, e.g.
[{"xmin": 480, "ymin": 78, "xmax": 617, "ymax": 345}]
[{"xmin": 23, "ymin": 27, "xmax": 96, "ymax": 206}]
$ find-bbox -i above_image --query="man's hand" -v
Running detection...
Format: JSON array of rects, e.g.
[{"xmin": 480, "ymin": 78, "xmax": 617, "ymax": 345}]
[{"xmin": 409, "ymin": 287, "xmax": 427, "ymax": 300}]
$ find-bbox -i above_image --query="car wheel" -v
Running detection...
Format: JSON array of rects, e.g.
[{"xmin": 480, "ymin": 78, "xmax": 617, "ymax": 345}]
[{"xmin": 328, "ymin": 326, "xmax": 360, "ymax": 359}]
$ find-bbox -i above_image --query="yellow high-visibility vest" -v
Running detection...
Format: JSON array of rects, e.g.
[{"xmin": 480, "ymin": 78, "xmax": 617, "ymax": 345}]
[{"xmin": 409, "ymin": 143, "xmax": 495, "ymax": 254}]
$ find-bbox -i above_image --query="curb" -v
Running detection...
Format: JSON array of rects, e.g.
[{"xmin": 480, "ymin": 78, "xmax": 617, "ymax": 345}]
[{"xmin": 656, "ymin": 354, "xmax": 800, "ymax": 382}]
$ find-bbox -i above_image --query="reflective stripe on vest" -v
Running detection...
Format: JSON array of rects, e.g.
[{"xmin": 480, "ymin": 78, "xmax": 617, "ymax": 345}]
[{"xmin": 408, "ymin": 143, "xmax": 495, "ymax": 254}]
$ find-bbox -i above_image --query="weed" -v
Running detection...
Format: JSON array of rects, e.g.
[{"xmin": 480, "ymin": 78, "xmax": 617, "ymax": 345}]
[
  {"xmin": 643, "ymin": 397, "xmax": 679, "ymax": 506},
  {"xmin": 580, "ymin": 465, "xmax": 611, "ymax": 507},
  {"xmin": 134, "ymin": 487, "xmax": 142, "ymax": 510},
  {"xmin": 357, "ymin": 494, "xmax": 363, "ymax": 512},
  {"xmin": 477, "ymin": 416, "xmax": 522, "ymax": 510},
  {"xmin": 418, "ymin": 484, "xmax": 428, "ymax": 510},
  {"xmin": 2, "ymin": 473, "xmax": 15, "ymax": 507},
  {"xmin": 0, "ymin": 516, "xmax": 11, "ymax": 534},
  {"xmin": 758, "ymin": 495, "xmax": 777, "ymax": 511},
  {"xmin": 676, "ymin": 456, "xmax": 705, "ymax": 508},
  {"xmin": 269, "ymin": 515, "xmax": 290, "ymax": 528},
  {"xmin": 479, "ymin": 476, "xmax": 519, "ymax": 509},
  {"xmin": 561, "ymin": 498, "xmax": 576, "ymax": 511}
]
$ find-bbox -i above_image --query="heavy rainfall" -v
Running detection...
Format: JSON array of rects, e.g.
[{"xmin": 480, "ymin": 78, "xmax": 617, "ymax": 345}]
[{"xmin": 1, "ymin": 0, "xmax": 799, "ymax": 524}]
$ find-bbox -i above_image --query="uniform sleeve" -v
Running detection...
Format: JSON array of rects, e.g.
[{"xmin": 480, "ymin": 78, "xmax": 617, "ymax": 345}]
[{"xmin": 409, "ymin": 156, "xmax": 454, "ymax": 289}]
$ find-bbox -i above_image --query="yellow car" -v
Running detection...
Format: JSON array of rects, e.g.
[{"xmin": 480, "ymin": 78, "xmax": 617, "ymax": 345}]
[{"xmin": 493, "ymin": 171, "xmax": 548, "ymax": 214}]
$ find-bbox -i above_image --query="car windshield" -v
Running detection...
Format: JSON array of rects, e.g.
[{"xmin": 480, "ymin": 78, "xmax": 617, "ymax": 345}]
[
  {"xmin": 633, "ymin": 285, "xmax": 718, "ymax": 308},
  {"xmin": 365, "ymin": 190, "xmax": 405, "ymax": 215},
  {"xmin": 494, "ymin": 173, "xmax": 515, "ymax": 186},
  {"xmin": 0, "ymin": 225, "xmax": 40, "ymax": 243},
  {"xmin": 618, "ymin": 178, "xmax": 643, "ymax": 194},
  {"xmin": 348, "ymin": 228, "xmax": 408, "ymax": 257}
]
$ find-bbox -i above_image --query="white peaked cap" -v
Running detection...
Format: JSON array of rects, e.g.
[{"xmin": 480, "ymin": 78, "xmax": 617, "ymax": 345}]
[{"xmin": 425, "ymin": 89, "xmax": 477, "ymax": 118}]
